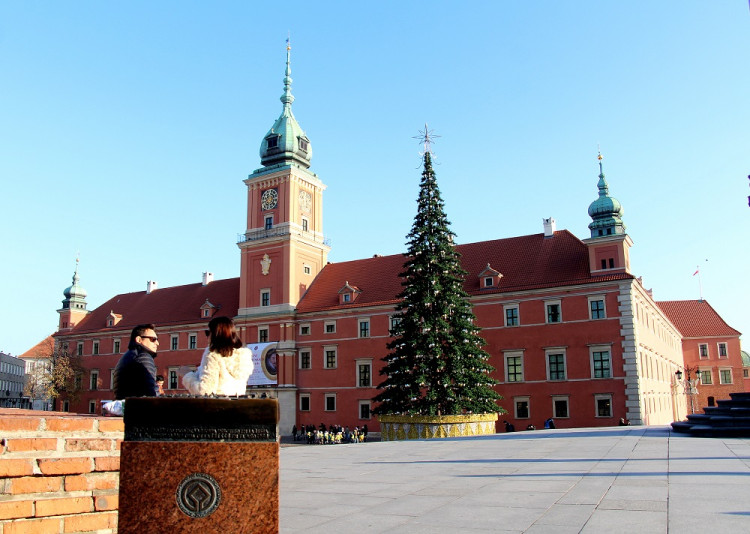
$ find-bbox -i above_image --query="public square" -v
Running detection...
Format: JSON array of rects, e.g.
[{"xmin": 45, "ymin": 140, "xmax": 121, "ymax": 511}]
[{"xmin": 280, "ymin": 426, "xmax": 750, "ymax": 533}]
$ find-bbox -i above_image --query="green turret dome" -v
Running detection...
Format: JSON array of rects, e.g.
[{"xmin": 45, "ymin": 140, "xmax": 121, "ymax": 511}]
[
  {"xmin": 62, "ymin": 262, "xmax": 88, "ymax": 310},
  {"xmin": 259, "ymin": 43, "xmax": 312, "ymax": 169},
  {"xmin": 588, "ymin": 154, "xmax": 626, "ymax": 238}
]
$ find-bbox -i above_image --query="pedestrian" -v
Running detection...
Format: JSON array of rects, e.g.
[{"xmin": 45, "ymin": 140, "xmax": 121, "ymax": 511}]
[
  {"xmin": 504, "ymin": 420, "xmax": 515, "ymax": 432},
  {"xmin": 544, "ymin": 417, "xmax": 555, "ymax": 429},
  {"xmin": 181, "ymin": 316, "xmax": 253, "ymax": 395},
  {"xmin": 155, "ymin": 375, "xmax": 165, "ymax": 396},
  {"xmin": 112, "ymin": 324, "xmax": 160, "ymax": 399}
]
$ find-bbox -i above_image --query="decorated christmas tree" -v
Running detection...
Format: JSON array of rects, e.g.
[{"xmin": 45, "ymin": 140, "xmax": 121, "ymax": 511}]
[{"xmin": 374, "ymin": 130, "xmax": 502, "ymax": 416}]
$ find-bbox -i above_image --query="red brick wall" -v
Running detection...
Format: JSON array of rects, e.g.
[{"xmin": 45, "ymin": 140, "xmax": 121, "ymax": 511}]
[{"xmin": 0, "ymin": 409, "xmax": 123, "ymax": 534}]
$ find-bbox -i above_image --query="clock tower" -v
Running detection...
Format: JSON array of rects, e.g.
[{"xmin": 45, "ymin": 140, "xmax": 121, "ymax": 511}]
[{"xmin": 236, "ymin": 42, "xmax": 329, "ymax": 346}]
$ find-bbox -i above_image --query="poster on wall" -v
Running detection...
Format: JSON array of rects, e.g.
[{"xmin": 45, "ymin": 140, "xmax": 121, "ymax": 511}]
[{"xmin": 246, "ymin": 342, "xmax": 278, "ymax": 386}]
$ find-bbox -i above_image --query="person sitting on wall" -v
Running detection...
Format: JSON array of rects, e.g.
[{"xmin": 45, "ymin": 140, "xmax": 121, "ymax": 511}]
[
  {"xmin": 180, "ymin": 316, "xmax": 253, "ymax": 395},
  {"xmin": 503, "ymin": 420, "xmax": 515, "ymax": 432},
  {"xmin": 544, "ymin": 417, "xmax": 555, "ymax": 429},
  {"xmin": 113, "ymin": 324, "xmax": 160, "ymax": 399}
]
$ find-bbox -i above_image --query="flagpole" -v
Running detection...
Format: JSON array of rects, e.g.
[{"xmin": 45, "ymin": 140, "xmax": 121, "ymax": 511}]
[{"xmin": 695, "ymin": 266, "xmax": 703, "ymax": 301}]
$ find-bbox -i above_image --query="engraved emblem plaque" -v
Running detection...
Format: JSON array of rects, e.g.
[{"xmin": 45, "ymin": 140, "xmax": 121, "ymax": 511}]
[{"xmin": 176, "ymin": 472, "xmax": 222, "ymax": 518}]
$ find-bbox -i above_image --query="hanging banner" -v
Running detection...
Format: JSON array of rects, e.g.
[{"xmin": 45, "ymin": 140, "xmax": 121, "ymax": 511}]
[{"xmin": 246, "ymin": 342, "xmax": 278, "ymax": 386}]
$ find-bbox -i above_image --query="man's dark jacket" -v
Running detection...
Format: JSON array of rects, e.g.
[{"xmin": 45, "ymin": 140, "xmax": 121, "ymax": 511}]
[{"xmin": 112, "ymin": 342, "xmax": 158, "ymax": 399}]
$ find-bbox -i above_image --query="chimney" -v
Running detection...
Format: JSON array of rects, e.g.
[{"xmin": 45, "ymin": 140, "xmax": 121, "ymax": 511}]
[
  {"xmin": 543, "ymin": 217, "xmax": 556, "ymax": 237},
  {"xmin": 146, "ymin": 280, "xmax": 158, "ymax": 294},
  {"xmin": 202, "ymin": 272, "xmax": 214, "ymax": 286}
]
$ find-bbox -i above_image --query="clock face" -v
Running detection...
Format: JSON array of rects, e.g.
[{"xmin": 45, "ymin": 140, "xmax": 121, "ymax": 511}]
[
  {"xmin": 299, "ymin": 190, "xmax": 312, "ymax": 213},
  {"xmin": 261, "ymin": 189, "xmax": 278, "ymax": 210}
]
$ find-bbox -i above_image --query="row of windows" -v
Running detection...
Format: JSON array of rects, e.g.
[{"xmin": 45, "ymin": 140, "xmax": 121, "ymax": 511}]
[
  {"xmin": 504, "ymin": 297, "xmax": 607, "ymax": 327},
  {"xmin": 698, "ymin": 368, "xmax": 734, "ymax": 385},
  {"xmin": 298, "ymin": 394, "xmax": 371, "ymax": 419},
  {"xmin": 513, "ymin": 395, "xmax": 613, "ymax": 420},
  {"xmin": 298, "ymin": 318, "xmax": 380, "ymax": 337},
  {"xmin": 70, "ymin": 333, "xmax": 201, "ymax": 357},
  {"xmin": 87, "ymin": 366, "xmax": 195, "ymax": 392},
  {"xmin": 504, "ymin": 348, "xmax": 613, "ymax": 382},
  {"xmin": 0, "ymin": 380, "xmax": 23, "ymax": 393},
  {"xmin": 0, "ymin": 362, "xmax": 24, "ymax": 376},
  {"xmin": 698, "ymin": 342, "xmax": 729, "ymax": 359}
]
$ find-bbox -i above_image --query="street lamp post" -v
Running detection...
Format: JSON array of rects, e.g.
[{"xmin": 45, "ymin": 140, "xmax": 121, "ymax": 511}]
[{"xmin": 675, "ymin": 367, "xmax": 700, "ymax": 415}]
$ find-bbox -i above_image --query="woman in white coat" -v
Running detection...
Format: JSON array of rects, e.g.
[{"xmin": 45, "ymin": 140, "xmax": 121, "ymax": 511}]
[{"xmin": 181, "ymin": 316, "xmax": 253, "ymax": 396}]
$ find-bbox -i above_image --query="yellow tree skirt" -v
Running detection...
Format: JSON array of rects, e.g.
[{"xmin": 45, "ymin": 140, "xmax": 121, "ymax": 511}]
[{"xmin": 377, "ymin": 414, "xmax": 499, "ymax": 441}]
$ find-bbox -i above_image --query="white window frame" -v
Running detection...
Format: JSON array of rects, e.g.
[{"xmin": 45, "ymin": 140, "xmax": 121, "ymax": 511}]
[
  {"xmin": 113, "ymin": 339, "xmax": 121, "ymax": 354},
  {"xmin": 699, "ymin": 368, "xmax": 712, "ymax": 385},
  {"xmin": 588, "ymin": 296, "xmax": 606, "ymax": 320},
  {"xmin": 594, "ymin": 394, "xmax": 613, "ymax": 418},
  {"xmin": 171, "ymin": 335, "xmax": 179, "ymax": 351},
  {"xmin": 514, "ymin": 396, "xmax": 530, "ymax": 419},
  {"xmin": 299, "ymin": 323, "xmax": 311, "ymax": 336},
  {"xmin": 358, "ymin": 400, "xmax": 371, "ymax": 420},
  {"xmin": 545, "ymin": 300, "xmax": 562, "ymax": 324},
  {"xmin": 299, "ymin": 394, "xmax": 310, "ymax": 411},
  {"xmin": 303, "ymin": 264, "xmax": 311, "ymax": 275},
  {"xmin": 484, "ymin": 277, "xmax": 493, "ymax": 287},
  {"xmin": 389, "ymin": 316, "xmax": 402, "ymax": 333},
  {"xmin": 77, "ymin": 342, "xmax": 84, "ymax": 356},
  {"xmin": 717, "ymin": 343, "xmax": 728, "ymax": 359},
  {"xmin": 590, "ymin": 345, "xmax": 612, "ymax": 379},
  {"xmin": 92, "ymin": 340, "xmax": 100, "ymax": 355},
  {"xmin": 88, "ymin": 400, "xmax": 96, "ymax": 414},
  {"xmin": 324, "ymin": 321, "xmax": 336, "ymax": 334},
  {"xmin": 719, "ymin": 368, "xmax": 732, "ymax": 385},
  {"xmin": 546, "ymin": 349, "xmax": 567, "ymax": 381},
  {"xmin": 324, "ymin": 393, "xmax": 337, "ymax": 412},
  {"xmin": 324, "ymin": 345, "xmax": 338, "ymax": 369},
  {"xmin": 188, "ymin": 334, "xmax": 197, "ymax": 349},
  {"xmin": 504, "ymin": 304, "xmax": 520, "ymax": 327},
  {"xmin": 260, "ymin": 289, "xmax": 271, "ymax": 307},
  {"xmin": 299, "ymin": 349, "xmax": 311, "ymax": 370},
  {"xmin": 552, "ymin": 396, "xmax": 570, "ymax": 418},
  {"xmin": 356, "ymin": 359, "xmax": 372, "ymax": 387},
  {"xmin": 358, "ymin": 318, "xmax": 370, "ymax": 338},
  {"xmin": 301, "ymin": 217, "xmax": 309, "ymax": 232},
  {"xmin": 110, "ymin": 369, "xmax": 116, "ymax": 390},
  {"xmin": 90, "ymin": 369, "xmax": 99, "ymax": 391},
  {"xmin": 504, "ymin": 351, "xmax": 524, "ymax": 383},
  {"xmin": 168, "ymin": 367, "xmax": 179, "ymax": 390},
  {"xmin": 699, "ymin": 343, "xmax": 709, "ymax": 359},
  {"xmin": 258, "ymin": 326, "xmax": 269, "ymax": 343},
  {"xmin": 264, "ymin": 215, "xmax": 273, "ymax": 230}
]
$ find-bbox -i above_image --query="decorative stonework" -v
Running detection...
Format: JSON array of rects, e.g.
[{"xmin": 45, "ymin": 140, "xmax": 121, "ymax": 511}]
[
  {"xmin": 377, "ymin": 413, "xmax": 498, "ymax": 441},
  {"xmin": 260, "ymin": 254, "xmax": 272, "ymax": 275},
  {"xmin": 176, "ymin": 472, "xmax": 222, "ymax": 518}
]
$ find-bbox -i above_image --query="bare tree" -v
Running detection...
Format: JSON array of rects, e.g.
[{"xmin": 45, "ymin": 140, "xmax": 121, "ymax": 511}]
[{"xmin": 22, "ymin": 339, "xmax": 84, "ymax": 409}]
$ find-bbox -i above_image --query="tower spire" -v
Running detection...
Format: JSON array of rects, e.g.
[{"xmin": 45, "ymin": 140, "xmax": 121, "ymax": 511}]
[
  {"xmin": 258, "ymin": 38, "xmax": 312, "ymax": 169},
  {"xmin": 587, "ymin": 150, "xmax": 626, "ymax": 238}
]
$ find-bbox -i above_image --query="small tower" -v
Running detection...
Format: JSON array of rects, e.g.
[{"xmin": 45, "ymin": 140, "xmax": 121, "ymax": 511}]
[
  {"xmin": 582, "ymin": 153, "xmax": 633, "ymax": 274},
  {"xmin": 57, "ymin": 259, "xmax": 89, "ymax": 331}
]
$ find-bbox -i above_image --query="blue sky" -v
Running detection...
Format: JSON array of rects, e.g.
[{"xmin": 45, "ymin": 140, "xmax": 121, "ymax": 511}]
[{"xmin": 1, "ymin": 2, "xmax": 748, "ymax": 356}]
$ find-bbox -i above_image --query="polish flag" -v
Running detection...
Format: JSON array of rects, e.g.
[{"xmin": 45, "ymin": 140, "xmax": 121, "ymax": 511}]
[{"xmin": 693, "ymin": 269, "xmax": 699, "ymax": 276}]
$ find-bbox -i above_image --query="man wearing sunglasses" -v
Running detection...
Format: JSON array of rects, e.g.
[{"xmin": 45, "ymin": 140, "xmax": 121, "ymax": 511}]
[{"xmin": 113, "ymin": 324, "xmax": 160, "ymax": 399}]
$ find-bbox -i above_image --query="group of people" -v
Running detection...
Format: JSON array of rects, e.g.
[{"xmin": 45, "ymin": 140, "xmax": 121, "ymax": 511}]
[
  {"xmin": 503, "ymin": 418, "xmax": 556, "ymax": 432},
  {"xmin": 112, "ymin": 316, "xmax": 254, "ymax": 401},
  {"xmin": 292, "ymin": 424, "xmax": 369, "ymax": 444}
]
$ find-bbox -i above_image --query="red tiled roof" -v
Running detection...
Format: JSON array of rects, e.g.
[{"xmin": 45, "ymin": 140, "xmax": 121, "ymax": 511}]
[
  {"xmin": 657, "ymin": 300, "xmax": 741, "ymax": 338},
  {"xmin": 57, "ymin": 278, "xmax": 240, "ymax": 336},
  {"xmin": 297, "ymin": 230, "xmax": 633, "ymax": 313},
  {"xmin": 19, "ymin": 336, "xmax": 55, "ymax": 360}
]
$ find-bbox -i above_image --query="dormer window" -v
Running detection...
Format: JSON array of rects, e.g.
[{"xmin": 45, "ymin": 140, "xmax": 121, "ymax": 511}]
[
  {"xmin": 478, "ymin": 264, "xmax": 502, "ymax": 289},
  {"xmin": 107, "ymin": 312, "xmax": 122, "ymax": 327},
  {"xmin": 266, "ymin": 135, "xmax": 279, "ymax": 149},
  {"xmin": 338, "ymin": 281, "xmax": 361, "ymax": 304},
  {"xmin": 200, "ymin": 299, "xmax": 217, "ymax": 318},
  {"xmin": 298, "ymin": 137, "xmax": 308, "ymax": 151}
]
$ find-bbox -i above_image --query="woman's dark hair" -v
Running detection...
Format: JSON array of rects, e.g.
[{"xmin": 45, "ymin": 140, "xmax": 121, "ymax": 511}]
[{"xmin": 208, "ymin": 316, "xmax": 243, "ymax": 357}]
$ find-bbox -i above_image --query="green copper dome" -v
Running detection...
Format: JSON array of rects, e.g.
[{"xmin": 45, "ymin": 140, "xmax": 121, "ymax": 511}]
[
  {"xmin": 259, "ymin": 44, "xmax": 312, "ymax": 169},
  {"xmin": 588, "ymin": 154, "xmax": 626, "ymax": 238},
  {"xmin": 62, "ymin": 262, "xmax": 87, "ymax": 310}
]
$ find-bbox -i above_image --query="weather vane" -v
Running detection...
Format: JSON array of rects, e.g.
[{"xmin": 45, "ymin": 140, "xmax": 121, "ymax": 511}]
[{"xmin": 413, "ymin": 123, "xmax": 440, "ymax": 155}]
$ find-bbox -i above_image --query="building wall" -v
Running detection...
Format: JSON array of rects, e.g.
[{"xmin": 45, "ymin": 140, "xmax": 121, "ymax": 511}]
[
  {"xmin": 0, "ymin": 409, "xmax": 121, "ymax": 532},
  {"xmin": 624, "ymin": 282, "xmax": 684, "ymax": 425},
  {"xmin": 681, "ymin": 335, "xmax": 744, "ymax": 412}
]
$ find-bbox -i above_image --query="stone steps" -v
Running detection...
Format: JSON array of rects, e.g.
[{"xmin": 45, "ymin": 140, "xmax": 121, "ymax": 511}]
[{"xmin": 671, "ymin": 392, "xmax": 750, "ymax": 437}]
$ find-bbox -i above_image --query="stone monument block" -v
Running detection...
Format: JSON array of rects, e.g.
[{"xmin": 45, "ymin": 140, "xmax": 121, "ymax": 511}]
[{"xmin": 118, "ymin": 397, "xmax": 279, "ymax": 534}]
